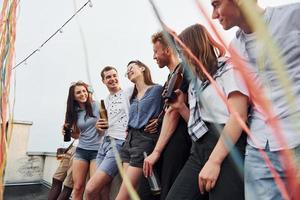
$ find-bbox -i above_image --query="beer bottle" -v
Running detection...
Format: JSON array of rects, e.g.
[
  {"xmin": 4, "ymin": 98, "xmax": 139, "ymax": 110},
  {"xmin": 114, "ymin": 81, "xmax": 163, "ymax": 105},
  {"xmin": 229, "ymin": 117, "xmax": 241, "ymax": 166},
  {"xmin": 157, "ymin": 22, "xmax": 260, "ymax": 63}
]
[
  {"xmin": 99, "ymin": 100, "xmax": 108, "ymax": 120},
  {"xmin": 63, "ymin": 123, "xmax": 72, "ymax": 142},
  {"xmin": 143, "ymin": 152, "xmax": 161, "ymax": 195},
  {"xmin": 99, "ymin": 100, "xmax": 109, "ymax": 129}
]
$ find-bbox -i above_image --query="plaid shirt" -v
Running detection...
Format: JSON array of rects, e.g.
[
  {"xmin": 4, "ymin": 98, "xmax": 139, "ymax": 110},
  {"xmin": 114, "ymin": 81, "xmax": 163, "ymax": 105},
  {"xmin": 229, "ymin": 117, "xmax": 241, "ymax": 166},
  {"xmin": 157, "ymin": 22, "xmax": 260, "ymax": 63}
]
[
  {"xmin": 187, "ymin": 78, "xmax": 208, "ymax": 142},
  {"xmin": 187, "ymin": 58, "xmax": 229, "ymax": 141}
]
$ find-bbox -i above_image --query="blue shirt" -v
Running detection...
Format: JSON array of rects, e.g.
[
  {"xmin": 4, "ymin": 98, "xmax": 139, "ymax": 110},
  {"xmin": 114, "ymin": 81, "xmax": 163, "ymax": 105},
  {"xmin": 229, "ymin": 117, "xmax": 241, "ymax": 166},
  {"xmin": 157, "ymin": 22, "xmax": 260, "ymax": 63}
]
[
  {"xmin": 231, "ymin": 3, "xmax": 300, "ymax": 150},
  {"xmin": 128, "ymin": 84, "xmax": 163, "ymax": 129},
  {"xmin": 77, "ymin": 101, "xmax": 101, "ymax": 150}
]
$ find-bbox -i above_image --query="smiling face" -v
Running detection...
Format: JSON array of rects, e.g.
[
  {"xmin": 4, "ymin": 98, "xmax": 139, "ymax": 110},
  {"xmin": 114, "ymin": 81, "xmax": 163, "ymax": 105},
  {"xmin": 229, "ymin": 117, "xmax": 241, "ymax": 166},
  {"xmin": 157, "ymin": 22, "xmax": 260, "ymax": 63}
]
[
  {"xmin": 74, "ymin": 85, "xmax": 88, "ymax": 106},
  {"xmin": 211, "ymin": 0, "xmax": 243, "ymax": 30},
  {"xmin": 153, "ymin": 41, "xmax": 170, "ymax": 68},
  {"xmin": 102, "ymin": 69, "xmax": 120, "ymax": 92},
  {"xmin": 126, "ymin": 63, "xmax": 144, "ymax": 83}
]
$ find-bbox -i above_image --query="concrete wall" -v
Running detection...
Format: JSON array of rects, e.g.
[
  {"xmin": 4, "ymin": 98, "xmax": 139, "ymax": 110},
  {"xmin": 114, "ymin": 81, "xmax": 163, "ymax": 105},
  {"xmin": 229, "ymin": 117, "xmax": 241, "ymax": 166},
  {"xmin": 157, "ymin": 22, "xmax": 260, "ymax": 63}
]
[
  {"xmin": 42, "ymin": 155, "xmax": 60, "ymax": 184},
  {"xmin": 5, "ymin": 121, "xmax": 44, "ymax": 184},
  {"xmin": 4, "ymin": 120, "xmax": 121, "ymax": 199}
]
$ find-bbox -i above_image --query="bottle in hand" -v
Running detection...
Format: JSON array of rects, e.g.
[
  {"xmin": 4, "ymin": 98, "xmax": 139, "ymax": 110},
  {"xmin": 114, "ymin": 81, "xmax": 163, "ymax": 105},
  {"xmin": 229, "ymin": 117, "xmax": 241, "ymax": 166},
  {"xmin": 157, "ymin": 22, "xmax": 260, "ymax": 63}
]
[
  {"xmin": 143, "ymin": 152, "xmax": 161, "ymax": 195},
  {"xmin": 63, "ymin": 124, "xmax": 73, "ymax": 142},
  {"xmin": 99, "ymin": 100, "xmax": 109, "ymax": 129}
]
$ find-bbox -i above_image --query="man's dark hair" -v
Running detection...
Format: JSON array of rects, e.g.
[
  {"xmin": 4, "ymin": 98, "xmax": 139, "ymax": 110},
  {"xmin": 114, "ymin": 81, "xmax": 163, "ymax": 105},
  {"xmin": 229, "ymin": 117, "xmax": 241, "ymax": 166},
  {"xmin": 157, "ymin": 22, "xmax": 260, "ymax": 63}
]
[{"xmin": 100, "ymin": 66, "xmax": 118, "ymax": 79}]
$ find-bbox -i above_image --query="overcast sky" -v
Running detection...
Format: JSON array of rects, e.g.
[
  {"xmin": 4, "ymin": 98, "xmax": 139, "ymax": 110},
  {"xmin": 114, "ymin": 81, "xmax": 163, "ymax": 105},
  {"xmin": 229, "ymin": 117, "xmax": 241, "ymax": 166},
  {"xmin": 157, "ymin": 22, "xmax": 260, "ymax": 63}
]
[{"xmin": 11, "ymin": 0, "xmax": 300, "ymax": 152}]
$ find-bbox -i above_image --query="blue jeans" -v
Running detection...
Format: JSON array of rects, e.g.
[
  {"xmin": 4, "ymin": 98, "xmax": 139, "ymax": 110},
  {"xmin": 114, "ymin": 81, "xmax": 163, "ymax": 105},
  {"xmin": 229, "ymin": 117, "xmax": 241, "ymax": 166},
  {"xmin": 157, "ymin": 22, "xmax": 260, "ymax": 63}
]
[
  {"xmin": 96, "ymin": 136, "xmax": 124, "ymax": 177},
  {"xmin": 245, "ymin": 144, "xmax": 300, "ymax": 200}
]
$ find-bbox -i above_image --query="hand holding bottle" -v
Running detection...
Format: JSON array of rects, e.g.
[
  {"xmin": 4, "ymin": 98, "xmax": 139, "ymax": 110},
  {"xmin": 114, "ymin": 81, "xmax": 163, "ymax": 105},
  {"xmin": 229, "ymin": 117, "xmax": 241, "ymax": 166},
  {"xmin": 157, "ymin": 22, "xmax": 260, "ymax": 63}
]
[
  {"xmin": 62, "ymin": 123, "xmax": 73, "ymax": 142},
  {"xmin": 143, "ymin": 152, "xmax": 161, "ymax": 195},
  {"xmin": 96, "ymin": 99, "xmax": 109, "ymax": 134},
  {"xmin": 95, "ymin": 118, "xmax": 108, "ymax": 134}
]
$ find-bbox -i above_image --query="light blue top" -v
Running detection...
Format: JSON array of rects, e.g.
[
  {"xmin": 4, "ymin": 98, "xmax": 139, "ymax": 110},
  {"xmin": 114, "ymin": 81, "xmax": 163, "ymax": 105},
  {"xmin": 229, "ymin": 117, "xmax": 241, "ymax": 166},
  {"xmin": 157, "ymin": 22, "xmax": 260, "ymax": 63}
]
[
  {"xmin": 128, "ymin": 84, "xmax": 163, "ymax": 129},
  {"xmin": 231, "ymin": 3, "xmax": 300, "ymax": 151},
  {"xmin": 77, "ymin": 101, "xmax": 101, "ymax": 150}
]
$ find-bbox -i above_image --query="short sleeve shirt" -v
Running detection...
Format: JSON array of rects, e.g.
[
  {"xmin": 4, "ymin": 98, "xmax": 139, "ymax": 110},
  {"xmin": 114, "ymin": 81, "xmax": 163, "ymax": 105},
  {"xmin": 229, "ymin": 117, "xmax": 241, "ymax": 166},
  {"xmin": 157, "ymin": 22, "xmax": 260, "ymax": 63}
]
[
  {"xmin": 77, "ymin": 101, "xmax": 101, "ymax": 151},
  {"xmin": 104, "ymin": 88, "xmax": 132, "ymax": 140},
  {"xmin": 128, "ymin": 85, "xmax": 163, "ymax": 129}
]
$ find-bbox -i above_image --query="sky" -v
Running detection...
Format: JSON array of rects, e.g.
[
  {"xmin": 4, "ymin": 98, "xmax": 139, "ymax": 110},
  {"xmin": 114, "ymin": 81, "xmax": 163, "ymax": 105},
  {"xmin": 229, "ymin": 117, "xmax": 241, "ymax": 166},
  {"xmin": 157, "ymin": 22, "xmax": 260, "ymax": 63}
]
[{"xmin": 10, "ymin": 0, "xmax": 300, "ymax": 152}]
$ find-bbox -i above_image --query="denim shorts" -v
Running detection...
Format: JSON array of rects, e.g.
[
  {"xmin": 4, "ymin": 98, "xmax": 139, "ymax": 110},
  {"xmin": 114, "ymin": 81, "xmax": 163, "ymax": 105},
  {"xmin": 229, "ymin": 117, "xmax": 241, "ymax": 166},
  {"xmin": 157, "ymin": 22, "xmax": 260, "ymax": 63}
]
[
  {"xmin": 74, "ymin": 147, "xmax": 98, "ymax": 163},
  {"xmin": 120, "ymin": 128, "xmax": 158, "ymax": 168},
  {"xmin": 96, "ymin": 136, "xmax": 124, "ymax": 177}
]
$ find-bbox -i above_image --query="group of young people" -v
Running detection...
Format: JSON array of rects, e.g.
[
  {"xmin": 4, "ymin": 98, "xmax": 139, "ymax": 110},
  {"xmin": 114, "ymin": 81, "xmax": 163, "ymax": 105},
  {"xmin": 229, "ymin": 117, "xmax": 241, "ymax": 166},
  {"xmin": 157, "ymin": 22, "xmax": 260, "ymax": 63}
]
[{"xmin": 48, "ymin": 0, "xmax": 300, "ymax": 199}]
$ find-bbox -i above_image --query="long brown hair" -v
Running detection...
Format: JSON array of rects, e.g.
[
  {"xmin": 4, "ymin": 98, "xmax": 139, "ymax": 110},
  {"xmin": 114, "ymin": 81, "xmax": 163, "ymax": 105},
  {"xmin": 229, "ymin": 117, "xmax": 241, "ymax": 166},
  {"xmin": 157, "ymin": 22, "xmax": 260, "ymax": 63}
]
[
  {"xmin": 178, "ymin": 24, "xmax": 225, "ymax": 80},
  {"xmin": 127, "ymin": 60, "xmax": 155, "ymax": 100},
  {"xmin": 65, "ymin": 81, "xmax": 95, "ymax": 130}
]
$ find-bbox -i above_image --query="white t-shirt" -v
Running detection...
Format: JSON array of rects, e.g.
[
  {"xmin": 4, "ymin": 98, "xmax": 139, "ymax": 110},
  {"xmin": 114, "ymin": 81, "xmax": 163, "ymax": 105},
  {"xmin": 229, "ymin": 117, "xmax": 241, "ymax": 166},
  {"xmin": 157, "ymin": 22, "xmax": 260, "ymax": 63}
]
[
  {"xmin": 104, "ymin": 87, "xmax": 133, "ymax": 140},
  {"xmin": 189, "ymin": 58, "xmax": 248, "ymax": 124}
]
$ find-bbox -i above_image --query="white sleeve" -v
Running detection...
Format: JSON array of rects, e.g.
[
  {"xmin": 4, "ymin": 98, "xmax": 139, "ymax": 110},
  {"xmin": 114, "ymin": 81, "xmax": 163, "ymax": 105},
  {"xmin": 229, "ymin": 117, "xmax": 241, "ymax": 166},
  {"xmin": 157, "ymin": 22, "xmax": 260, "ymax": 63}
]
[{"xmin": 220, "ymin": 65, "xmax": 249, "ymax": 98}]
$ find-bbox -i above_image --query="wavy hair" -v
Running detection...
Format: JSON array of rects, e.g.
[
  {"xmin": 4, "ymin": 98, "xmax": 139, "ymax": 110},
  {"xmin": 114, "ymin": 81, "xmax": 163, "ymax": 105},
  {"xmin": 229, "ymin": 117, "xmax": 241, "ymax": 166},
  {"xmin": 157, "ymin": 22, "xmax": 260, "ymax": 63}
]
[{"xmin": 65, "ymin": 81, "xmax": 95, "ymax": 131}]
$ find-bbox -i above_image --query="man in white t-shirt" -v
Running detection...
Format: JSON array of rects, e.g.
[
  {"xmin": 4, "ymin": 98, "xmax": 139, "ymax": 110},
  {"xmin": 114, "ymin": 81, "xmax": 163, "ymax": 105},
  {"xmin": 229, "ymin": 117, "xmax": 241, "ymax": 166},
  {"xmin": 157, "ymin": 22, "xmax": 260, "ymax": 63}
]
[
  {"xmin": 85, "ymin": 66, "xmax": 132, "ymax": 200},
  {"xmin": 210, "ymin": 0, "xmax": 300, "ymax": 199}
]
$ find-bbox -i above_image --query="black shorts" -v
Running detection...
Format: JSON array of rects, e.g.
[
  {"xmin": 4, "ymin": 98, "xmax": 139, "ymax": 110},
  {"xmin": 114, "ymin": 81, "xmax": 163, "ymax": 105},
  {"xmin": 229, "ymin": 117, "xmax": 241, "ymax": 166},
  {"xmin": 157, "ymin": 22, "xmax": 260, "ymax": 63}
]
[{"xmin": 120, "ymin": 128, "xmax": 158, "ymax": 168}]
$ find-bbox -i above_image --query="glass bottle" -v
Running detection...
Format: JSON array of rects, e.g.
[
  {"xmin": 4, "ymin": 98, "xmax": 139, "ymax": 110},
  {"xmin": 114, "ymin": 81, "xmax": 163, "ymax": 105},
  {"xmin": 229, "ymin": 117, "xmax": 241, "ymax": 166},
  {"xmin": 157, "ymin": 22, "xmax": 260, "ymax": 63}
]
[
  {"xmin": 99, "ymin": 100, "xmax": 109, "ymax": 129},
  {"xmin": 63, "ymin": 124, "xmax": 72, "ymax": 142},
  {"xmin": 143, "ymin": 152, "xmax": 161, "ymax": 195},
  {"xmin": 99, "ymin": 100, "xmax": 108, "ymax": 120}
]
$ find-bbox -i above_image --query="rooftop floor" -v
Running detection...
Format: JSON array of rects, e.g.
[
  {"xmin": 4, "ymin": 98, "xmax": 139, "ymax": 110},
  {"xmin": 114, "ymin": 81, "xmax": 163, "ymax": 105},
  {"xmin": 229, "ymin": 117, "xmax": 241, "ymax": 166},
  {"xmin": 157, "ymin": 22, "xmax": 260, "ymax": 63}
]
[{"xmin": 4, "ymin": 184, "xmax": 49, "ymax": 200}]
